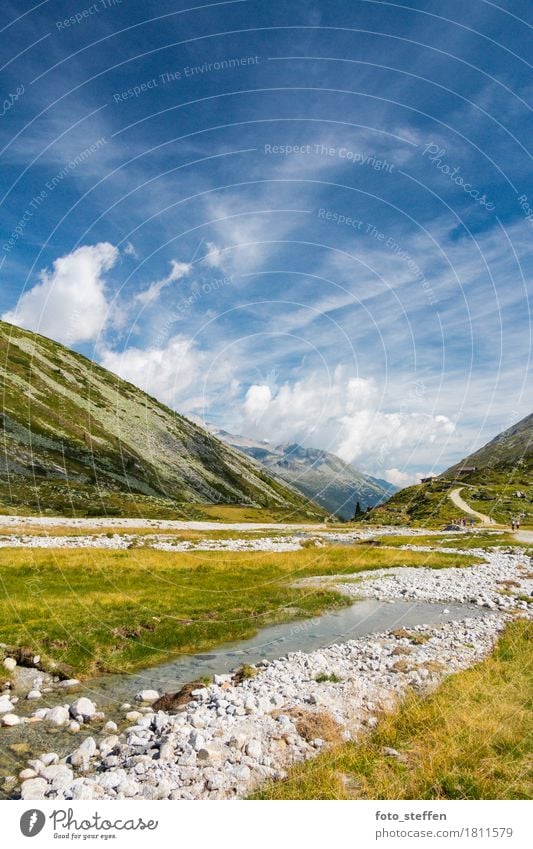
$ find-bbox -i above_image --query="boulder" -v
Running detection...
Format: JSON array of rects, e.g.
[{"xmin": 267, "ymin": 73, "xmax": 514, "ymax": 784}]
[
  {"xmin": 70, "ymin": 697, "xmax": 96, "ymax": 720},
  {"xmin": 20, "ymin": 777, "xmax": 48, "ymax": 799},
  {"xmin": 134, "ymin": 690, "xmax": 160, "ymax": 704},
  {"xmin": 46, "ymin": 706, "xmax": 69, "ymax": 726},
  {"xmin": 0, "ymin": 697, "xmax": 13, "ymax": 714},
  {"xmin": 2, "ymin": 713, "xmax": 20, "ymax": 726}
]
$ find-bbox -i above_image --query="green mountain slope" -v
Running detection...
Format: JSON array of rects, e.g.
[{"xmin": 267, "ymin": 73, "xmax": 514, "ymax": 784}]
[
  {"xmin": 362, "ymin": 413, "xmax": 533, "ymax": 527},
  {"xmin": 209, "ymin": 427, "xmax": 396, "ymax": 519},
  {"xmin": 0, "ymin": 321, "xmax": 325, "ymax": 519}
]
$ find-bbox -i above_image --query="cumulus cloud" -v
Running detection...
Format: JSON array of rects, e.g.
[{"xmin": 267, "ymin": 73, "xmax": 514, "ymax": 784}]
[
  {"xmin": 2, "ymin": 242, "xmax": 118, "ymax": 345},
  {"xmin": 384, "ymin": 468, "xmax": 429, "ymax": 487},
  {"xmin": 99, "ymin": 334, "xmax": 232, "ymax": 413},
  {"xmin": 135, "ymin": 260, "xmax": 191, "ymax": 306},
  {"xmin": 240, "ymin": 367, "xmax": 456, "ymax": 472}
]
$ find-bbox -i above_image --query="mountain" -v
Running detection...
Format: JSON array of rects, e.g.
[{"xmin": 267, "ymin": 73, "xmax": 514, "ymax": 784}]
[
  {"xmin": 362, "ymin": 413, "xmax": 532, "ymax": 527},
  {"xmin": 0, "ymin": 321, "xmax": 325, "ymax": 520},
  {"xmin": 206, "ymin": 426, "xmax": 396, "ymax": 519},
  {"xmin": 440, "ymin": 413, "xmax": 533, "ymax": 479}
]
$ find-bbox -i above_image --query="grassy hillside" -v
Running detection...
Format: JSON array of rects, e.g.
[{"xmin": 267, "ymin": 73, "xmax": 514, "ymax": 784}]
[
  {"xmin": 0, "ymin": 321, "xmax": 324, "ymax": 520},
  {"xmin": 363, "ymin": 414, "xmax": 532, "ymax": 527}
]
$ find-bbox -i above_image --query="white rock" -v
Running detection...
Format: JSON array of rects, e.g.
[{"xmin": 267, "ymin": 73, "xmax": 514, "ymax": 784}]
[
  {"xmin": 19, "ymin": 768, "xmax": 38, "ymax": 780},
  {"xmin": 1, "ymin": 713, "xmax": 20, "ymax": 726},
  {"xmin": 0, "ymin": 697, "xmax": 13, "ymax": 714},
  {"xmin": 47, "ymin": 706, "xmax": 69, "ymax": 726},
  {"xmin": 20, "ymin": 777, "xmax": 48, "ymax": 799},
  {"xmin": 245, "ymin": 739, "xmax": 262, "ymax": 760},
  {"xmin": 104, "ymin": 720, "xmax": 118, "ymax": 733},
  {"xmin": 26, "ymin": 690, "xmax": 42, "ymax": 700},
  {"xmin": 125, "ymin": 710, "xmax": 142, "ymax": 722},
  {"xmin": 40, "ymin": 752, "xmax": 59, "ymax": 767},
  {"xmin": 59, "ymin": 679, "xmax": 81, "ymax": 689},
  {"xmin": 135, "ymin": 690, "xmax": 160, "ymax": 703},
  {"xmin": 2, "ymin": 657, "xmax": 16, "ymax": 672},
  {"xmin": 70, "ymin": 697, "xmax": 96, "ymax": 719}
]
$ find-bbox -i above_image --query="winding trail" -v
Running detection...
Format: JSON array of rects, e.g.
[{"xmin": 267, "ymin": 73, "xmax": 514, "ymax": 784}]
[{"xmin": 449, "ymin": 487, "xmax": 496, "ymax": 525}]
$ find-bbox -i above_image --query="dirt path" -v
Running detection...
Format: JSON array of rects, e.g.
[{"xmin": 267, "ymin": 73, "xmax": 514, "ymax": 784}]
[{"xmin": 449, "ymin": 487, "xmax": 496, "ymax": 525}]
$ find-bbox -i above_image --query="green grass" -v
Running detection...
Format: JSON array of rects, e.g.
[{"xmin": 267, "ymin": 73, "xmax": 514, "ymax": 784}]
[
  {"xmin": 362, "ymin": 466, "xmax": 532, "ymax": 528},
  {"xmin": 254, "ymin": 620, "xmax": 532, "ymax": 800},
  {"xmin": 315, "ymin": 672, "xmax": 343, "ymax": 683},
  {"xmin": 373, "ymin": 532, "xmax": 531, "ymax": 551},
  {"xmin": 0, "ymin": 545, "xmax": 480, "ymax": 677}
]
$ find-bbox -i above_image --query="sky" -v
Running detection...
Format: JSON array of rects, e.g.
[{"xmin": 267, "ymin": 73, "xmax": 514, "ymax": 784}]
[{"xmin": 0, "ymin": 0, "xmax": 531, "ymax": 486}]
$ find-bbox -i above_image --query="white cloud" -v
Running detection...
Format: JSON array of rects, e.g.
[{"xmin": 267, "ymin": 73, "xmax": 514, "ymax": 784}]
[
  {"xmin": 2, "ymin": 242, "xmax": 118, "ymax": 345},
  {"xmin": 135, "ymin": 260, "xmax": 191, "ymax": 306},
  {"xmin": 202, "ymin": 242, "xmax": 223, "ymax": 268},
  {"xmin": 240, "ymin": 367, "xmax": 456, "ymax": 472},
  {"xmin": 99, "ymin": 334, "xmax": 233, "ymax": 414},
  {"xmin": 123, "ymin": 242, "xmax": 137, "ymax": 257},
  {"xmin": 384, "ymin": 468, "xmax": 429, "ymax": 487}
]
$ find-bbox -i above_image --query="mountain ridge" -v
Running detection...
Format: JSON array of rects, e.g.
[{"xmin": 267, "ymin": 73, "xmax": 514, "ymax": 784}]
[
  {"xmin": 204, "ymin": 424, "xmax": 397, "ymax": 519},
  {"xmin": 0, "ymin": 321, "xmax": 325, "ymax": 519}
]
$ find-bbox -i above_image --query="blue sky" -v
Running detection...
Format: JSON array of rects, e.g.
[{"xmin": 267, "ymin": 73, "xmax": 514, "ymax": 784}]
[{"xmin": 1, "ymin": 0, "xmax": 531, "ymax": 485}]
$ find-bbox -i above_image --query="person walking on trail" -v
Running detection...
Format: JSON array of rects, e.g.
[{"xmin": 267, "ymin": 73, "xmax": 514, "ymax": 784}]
[
  {"xmin": 516, "ymin": 518, "xmax": 521, "ymax": 531},
  {"xmin": 511, "ymin": 519, "xmax": 515, "ymax": 531}
]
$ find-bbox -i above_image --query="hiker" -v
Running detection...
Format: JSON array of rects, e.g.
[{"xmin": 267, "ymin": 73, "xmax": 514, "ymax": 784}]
[
  {"xmin": 511, "ymin": 519, "xmax": 515, "ymax": 531},
  {"xmin": 516, "ymin": 518, "xmax": 521, "ymax": 531}
]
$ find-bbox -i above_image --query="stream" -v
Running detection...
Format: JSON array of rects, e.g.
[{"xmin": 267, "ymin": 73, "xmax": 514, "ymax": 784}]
[{"xmin": 0, "ymin": 597, "xmax": 489, "ymax": 793}]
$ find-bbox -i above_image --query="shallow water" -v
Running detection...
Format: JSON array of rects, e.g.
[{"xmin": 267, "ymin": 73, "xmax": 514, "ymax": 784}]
[{"xmin": 87, "ymin": 598, "xmax": 488, "ymax": 702}]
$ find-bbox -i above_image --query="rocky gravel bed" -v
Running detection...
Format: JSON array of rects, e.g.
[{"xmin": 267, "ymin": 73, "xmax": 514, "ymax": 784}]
[
  {"xmin": 336, "ymin": 547, "xmax": 533, "ymax": 614},
  {"xmin": 0, "ymin": 533, "xmax": 304, "ymax": 553}
]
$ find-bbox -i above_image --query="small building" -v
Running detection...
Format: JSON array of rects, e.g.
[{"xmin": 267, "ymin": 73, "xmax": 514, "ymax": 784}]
[
  {"xmin": 456, "ymin": 466, "xmax": 477, "ymax": 475},
  {"xmin": 420, "ymin": 476, "xmax": 435, "ymax": 484}
]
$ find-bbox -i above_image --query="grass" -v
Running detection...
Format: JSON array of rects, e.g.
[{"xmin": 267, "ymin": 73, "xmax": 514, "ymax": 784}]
[
  {"xmin": 254, "ymin": 620, "xmax": 533, "ymax": 800},
  {"xmin": 374, "ymin": 532, "xmax": 530, "ymax": 551},
  {"xmin": 315, "ymin": 672, "xmax": 343, "ymax": 683},
  {"xmin": 0, "ymin": 545, "xmax": 480, "ymax": 677}
]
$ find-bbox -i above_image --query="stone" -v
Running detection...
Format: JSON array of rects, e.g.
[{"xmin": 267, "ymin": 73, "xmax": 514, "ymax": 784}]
[
  {"xmin": 40, "ymin": 752, "xmax": 59, "ymax": 766},
  {"xmin": 72, "ymin": 781, "xmax": 95, "ymax": 800},
  {"xmin": 59, "ymin": 678, "xmax": 81, "ymax": 689},
  {"xmin": 47, "ymin": 706, "xmax": 69, "ymax": 726},
  {"xmin": 3, "ymin": 657, "xmax": 16, "ymax": 672},
  {"xmin": 70, "ymin": 697, "xmax": 96, "ymax": 720},
  {"xmin": 0, "ymin": 697, "xmax": 13, "ymax": 714},
  {"xmin": 104, "ymin": 720, "xmax": 118, "ymax": 733},
  {"xmin": 32, "ymin": 708, "xmax": 49, "ymax": 720},
  {"xmin": 20, "ymin": 777, "xmax": 48, "ymax": 799},
  {"xmin": 196, "ymin": 744, "xmax": 224, "ymax": 765},
  {"xmin": 41, "ymin": 763, "xmax": 73, "ymax": 783},
  {"xmin": 68, "ymin": 721, "xmax": 81, "ymax": 732},
  {"xmin": 1, "ymin": 713, "xmax": 20, "ymax": 726},
  {"xmin": 135, "ymin": 690, "xmax": 160, "ymax": 703},
  {"xmin": 19, "ymin": 768, "xmax": 38, "ymax": 780},
  {"xmin": 26, "ymin": 690, "xmax": 42, "ymax": 700},
  {"xmin": 206, "ymin": 772, "xmax": 225, "ymax": 791},
  {"xmin": 125, "ymin": 710, "xmax": 142, "ymax": 722},
  {"xmin": 245, "ymin": 739, "xmax": 262, "ymax": 760}
]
